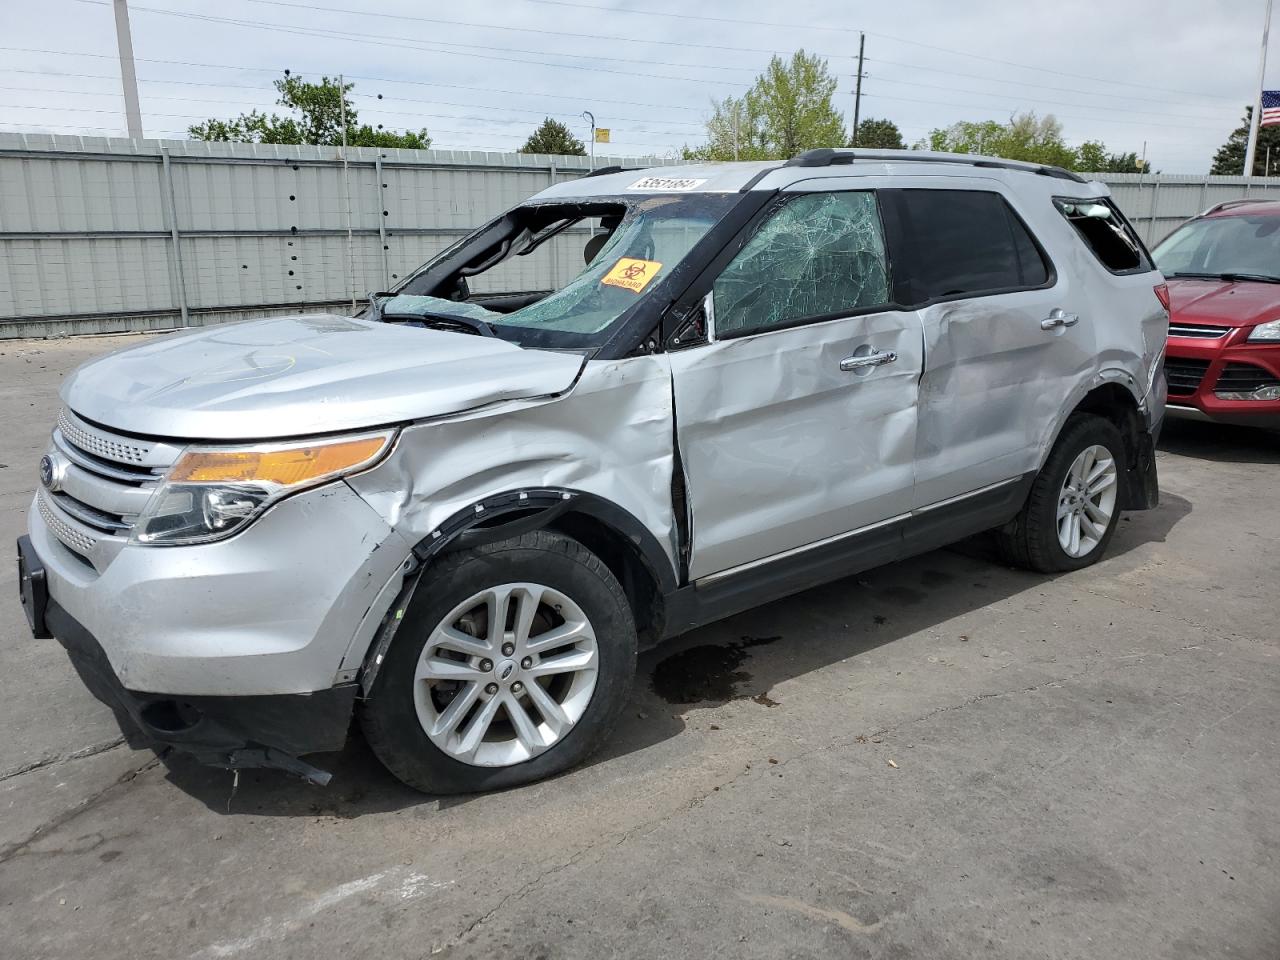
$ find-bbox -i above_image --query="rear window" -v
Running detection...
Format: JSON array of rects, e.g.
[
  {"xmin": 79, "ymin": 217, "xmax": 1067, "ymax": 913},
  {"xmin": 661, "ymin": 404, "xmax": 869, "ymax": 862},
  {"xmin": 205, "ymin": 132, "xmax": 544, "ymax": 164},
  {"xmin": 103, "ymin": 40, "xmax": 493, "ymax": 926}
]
[
  {"xmin": 1054, "ymin": 197, "xmax": 1152, "ymax": 274},
  {"xmin": 897, "ymin": 190, "xmax": 1052, "ymax": 303}
]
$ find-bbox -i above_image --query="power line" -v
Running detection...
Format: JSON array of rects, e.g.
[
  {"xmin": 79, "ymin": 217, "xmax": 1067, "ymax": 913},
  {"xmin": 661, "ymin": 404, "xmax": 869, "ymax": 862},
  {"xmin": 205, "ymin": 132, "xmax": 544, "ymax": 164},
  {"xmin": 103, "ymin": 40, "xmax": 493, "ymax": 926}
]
[
  {"xmin": 510, "ymin": 0, "xmax": 1240, "ymax": 104},
  {"xmin": 78, "ymin": 2, "xmax": 758, "ymax": 85}
]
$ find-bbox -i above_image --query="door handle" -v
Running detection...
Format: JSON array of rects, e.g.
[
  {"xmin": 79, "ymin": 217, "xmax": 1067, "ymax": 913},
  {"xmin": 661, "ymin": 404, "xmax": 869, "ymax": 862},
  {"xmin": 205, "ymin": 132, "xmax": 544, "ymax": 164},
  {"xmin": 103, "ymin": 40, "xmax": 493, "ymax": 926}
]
[
  {"xmin": 839, "ymin": 350, "xmax": 897, "ymax": 371},
  {"xmin": 1041, "ymin": 308, "xmax": 1080, "ymax": 330}
]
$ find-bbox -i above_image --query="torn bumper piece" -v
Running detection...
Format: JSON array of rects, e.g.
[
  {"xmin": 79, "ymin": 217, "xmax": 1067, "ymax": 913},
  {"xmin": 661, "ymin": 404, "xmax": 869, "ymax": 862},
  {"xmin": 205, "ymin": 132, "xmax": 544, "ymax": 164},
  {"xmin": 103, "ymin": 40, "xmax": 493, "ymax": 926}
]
[{"xmin": 44, "ymin": 599, "xmax": 356, "ymax": 785}]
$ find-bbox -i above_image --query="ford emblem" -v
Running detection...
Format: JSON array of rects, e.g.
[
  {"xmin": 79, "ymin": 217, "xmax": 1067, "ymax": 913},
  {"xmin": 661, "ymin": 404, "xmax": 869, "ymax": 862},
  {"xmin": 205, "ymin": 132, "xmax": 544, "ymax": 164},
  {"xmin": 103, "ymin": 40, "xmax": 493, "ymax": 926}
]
[{"xmin": 39, "ymin": 454, "xmax": 61, "ymax": 492}]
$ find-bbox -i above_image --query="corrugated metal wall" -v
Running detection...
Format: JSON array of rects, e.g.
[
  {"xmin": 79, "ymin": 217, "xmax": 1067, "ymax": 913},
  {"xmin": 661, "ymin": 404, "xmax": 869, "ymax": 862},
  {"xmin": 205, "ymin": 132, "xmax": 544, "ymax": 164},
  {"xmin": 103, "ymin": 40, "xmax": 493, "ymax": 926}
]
[
  {"xmin": 4, "ymin": 134, "xmax": 1280, "ymax": 339},
  {"xmin": 0, "ymin": 134, "xmax": 683, "ymax": 338}
]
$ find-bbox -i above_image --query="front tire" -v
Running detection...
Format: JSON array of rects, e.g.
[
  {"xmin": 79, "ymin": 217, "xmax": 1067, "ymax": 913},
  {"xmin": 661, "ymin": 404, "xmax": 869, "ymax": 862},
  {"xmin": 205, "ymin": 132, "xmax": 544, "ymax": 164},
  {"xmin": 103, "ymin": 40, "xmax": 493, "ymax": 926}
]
[
  {"xmin": 360, "ymin": 530, "xmax": 637, "ymax": 794},
  {"xmin": 997, "ymin": 414, "xmax": 1125, "ymax": 573}
]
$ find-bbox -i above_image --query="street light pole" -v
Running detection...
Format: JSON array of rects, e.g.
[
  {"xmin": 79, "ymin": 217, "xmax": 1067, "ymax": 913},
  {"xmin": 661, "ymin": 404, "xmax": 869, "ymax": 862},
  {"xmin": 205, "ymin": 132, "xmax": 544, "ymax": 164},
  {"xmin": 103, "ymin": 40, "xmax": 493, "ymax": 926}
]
[
  {"xmin": 583, "ymin": 111, "xmax": 596, "ymax": 172},
  {"xmin": 112, "ymin": 0, "xmax": 144, "ymax": 139},
  {"xmin": 1245, "ymin": 0, "xmax": 1275, "ymax": 178}
]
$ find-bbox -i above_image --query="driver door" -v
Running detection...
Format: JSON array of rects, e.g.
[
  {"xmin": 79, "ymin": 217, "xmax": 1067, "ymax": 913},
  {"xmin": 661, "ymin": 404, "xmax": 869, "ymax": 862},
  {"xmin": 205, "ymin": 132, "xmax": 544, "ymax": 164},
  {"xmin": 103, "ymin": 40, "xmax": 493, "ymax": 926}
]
[{"xmin": 668, "ymin": 188, "xmax": 923, "ymax": 580}]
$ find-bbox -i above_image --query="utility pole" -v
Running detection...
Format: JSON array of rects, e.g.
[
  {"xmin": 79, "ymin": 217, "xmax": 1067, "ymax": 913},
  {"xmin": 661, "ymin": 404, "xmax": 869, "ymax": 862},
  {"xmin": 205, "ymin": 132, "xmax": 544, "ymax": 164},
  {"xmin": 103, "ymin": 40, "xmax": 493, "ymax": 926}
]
[
  {"xmin": 855, "ymin": 34, "xmax": 865, "ymax": 147},
  {"xmin": 1245, "ymin": 0, "xmax": 1274, "ymax": 178},
  {"xmin": 112, "ymin": 0, "xmax": 144, "ymax": 139},
  {"xmin": 338, "ymin": 74, "xmax": 356, "ymax": 313}
]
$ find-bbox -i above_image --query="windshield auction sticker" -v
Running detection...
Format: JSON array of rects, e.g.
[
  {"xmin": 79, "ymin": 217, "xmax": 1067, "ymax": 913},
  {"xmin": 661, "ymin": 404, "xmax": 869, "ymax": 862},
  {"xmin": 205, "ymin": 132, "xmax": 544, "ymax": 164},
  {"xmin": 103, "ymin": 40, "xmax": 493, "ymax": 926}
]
[
  {"xmin": 627, "ymin": 176, "xmax": 708, "ymax": 191},
  {"xmin": 602, "ymin": 257, "xmax": 663, "ymax": 293}
]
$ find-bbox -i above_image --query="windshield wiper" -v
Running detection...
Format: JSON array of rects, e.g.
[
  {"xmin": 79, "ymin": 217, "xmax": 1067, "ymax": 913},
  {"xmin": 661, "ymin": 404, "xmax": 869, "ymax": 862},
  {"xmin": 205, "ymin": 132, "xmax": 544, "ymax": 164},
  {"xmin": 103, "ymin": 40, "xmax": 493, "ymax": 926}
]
[
  {"xmin": 1166, "ymin": 271, "xmax": 1280, "ymax": 284},
  {"xmin": 415, "ymin": 312, "xmax": 497, "ymax": 338}
]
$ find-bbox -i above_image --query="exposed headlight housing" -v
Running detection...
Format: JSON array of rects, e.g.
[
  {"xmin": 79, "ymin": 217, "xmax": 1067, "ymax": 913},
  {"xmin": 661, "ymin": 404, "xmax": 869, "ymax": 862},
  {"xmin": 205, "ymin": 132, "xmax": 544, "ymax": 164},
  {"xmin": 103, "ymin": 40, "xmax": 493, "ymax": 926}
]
[
  {"xmin": 131, "ymin": 431, "xmax": 394, "ymax": 545},
  {"xmin": 1247, "ymin": 319, "xmax": 1280, "ymax": 342}
]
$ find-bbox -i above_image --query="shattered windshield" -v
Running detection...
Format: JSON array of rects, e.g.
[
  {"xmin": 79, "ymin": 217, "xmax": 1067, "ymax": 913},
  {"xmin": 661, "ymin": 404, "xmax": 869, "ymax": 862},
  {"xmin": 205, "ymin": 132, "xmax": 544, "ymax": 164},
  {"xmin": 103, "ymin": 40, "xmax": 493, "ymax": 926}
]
[
  {"xmin": 712, "ymin": 191, "xmax": 890, "ymax": 336},
  {"xmin": 383, "ymin": 193, "xmax": 740, "ymax": 348}
]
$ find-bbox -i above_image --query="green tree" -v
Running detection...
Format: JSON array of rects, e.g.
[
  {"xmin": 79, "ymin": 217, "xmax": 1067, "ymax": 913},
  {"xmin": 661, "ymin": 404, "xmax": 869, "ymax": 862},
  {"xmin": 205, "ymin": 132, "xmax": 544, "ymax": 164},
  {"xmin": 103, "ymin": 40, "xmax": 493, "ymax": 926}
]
[
  {"xmin": 189, "ymin": 72, "xmax": 431, "ymax": 149},
  {"xmin": 684, "ymin": 50, "xmax": 847, "ymax": 161},
  {"xmin": 1211, "ymin": 106, "xmax": 1280, "ymax": 175},
  {"xmin": 519, "ymin": 117, "xmax": 586, "ymax": 156},
  {"xmin": 921, "ymin": 112, "xmax": 1078, "ymax": 168},
  {"xmin": 850, "ymin": 117, "xmax": 904, "ymax": 149},
  {"xmin": 1077, "ymin": 141, "xmax": 1147, "ymax": 172}
]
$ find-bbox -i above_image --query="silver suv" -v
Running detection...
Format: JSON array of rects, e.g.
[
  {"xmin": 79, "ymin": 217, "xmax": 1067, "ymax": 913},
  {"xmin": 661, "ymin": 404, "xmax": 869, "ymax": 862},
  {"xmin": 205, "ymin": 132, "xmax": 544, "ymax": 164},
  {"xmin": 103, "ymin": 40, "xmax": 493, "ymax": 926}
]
[{"xmin": 17, "ymin": 149, "xmax": 1168, "ymax": 793}]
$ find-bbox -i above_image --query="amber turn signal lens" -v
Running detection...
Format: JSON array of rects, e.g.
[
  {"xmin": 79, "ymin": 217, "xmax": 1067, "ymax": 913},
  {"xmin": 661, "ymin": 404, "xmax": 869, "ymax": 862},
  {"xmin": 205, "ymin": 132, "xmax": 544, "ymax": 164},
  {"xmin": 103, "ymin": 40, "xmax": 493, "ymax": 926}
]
[{"xmin": 169, "ymin": 435, "xmax": 389, "ymax": 486}]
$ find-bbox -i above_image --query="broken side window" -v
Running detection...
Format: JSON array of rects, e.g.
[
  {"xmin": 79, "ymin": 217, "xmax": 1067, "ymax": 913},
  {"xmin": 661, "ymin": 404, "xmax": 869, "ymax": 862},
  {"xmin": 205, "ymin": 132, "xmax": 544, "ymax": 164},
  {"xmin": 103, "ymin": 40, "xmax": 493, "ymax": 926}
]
[{"xmin": 712, "ymin": 191, "xmax": 890, "ymax": 338}]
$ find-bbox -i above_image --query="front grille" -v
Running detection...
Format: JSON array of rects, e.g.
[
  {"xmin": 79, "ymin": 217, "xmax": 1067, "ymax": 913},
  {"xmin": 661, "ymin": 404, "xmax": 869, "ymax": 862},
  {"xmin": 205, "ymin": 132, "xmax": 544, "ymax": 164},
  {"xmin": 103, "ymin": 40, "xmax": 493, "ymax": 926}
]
[
  {"xmin": 1214, "ymin": 362, "xmax": 1280, "ymax": 394},
  {"xmin": 1168, "ymin": 322, "xmax": 1231, "ymax": 339},
  {"xmin": 38, "ymin": 411, "xmax": 179, "ymax": 565},
  {"xmin": 56, "ymin": 410, "xmax": 154, "ymax": 464},
  {"xmin": 38, "ymin": 491, "xmax": 98, "ymax": 555},
  {"xmin": 1163, "ymin": 358, "xmax": 1212, "ymax": 396}
]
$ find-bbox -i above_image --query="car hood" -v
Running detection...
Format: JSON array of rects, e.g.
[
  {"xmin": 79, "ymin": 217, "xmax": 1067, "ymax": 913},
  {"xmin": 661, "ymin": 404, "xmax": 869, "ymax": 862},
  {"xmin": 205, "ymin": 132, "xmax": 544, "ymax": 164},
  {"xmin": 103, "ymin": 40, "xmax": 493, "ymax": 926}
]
[
  {"xmin": 1165, "ymin": 277, "xmax": 1280, "ymax": 329},
  {"xmin": 62, "ymin": 314, "xmax": 586, "ymax": 440}
]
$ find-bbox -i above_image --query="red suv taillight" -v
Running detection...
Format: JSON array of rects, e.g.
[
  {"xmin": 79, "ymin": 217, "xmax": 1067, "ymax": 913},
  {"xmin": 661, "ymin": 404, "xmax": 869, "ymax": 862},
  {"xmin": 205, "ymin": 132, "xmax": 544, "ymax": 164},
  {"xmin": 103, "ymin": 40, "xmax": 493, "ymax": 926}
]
[{"xmin": 1154, "ymin": 282, "xmax": 1171, "ymax": 313}]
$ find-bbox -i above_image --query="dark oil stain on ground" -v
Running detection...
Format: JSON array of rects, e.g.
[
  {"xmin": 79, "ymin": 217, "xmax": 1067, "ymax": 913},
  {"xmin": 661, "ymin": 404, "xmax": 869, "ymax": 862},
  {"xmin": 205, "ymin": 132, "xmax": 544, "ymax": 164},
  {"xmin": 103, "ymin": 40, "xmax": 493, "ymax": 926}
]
[{"xmin": 651, "ymin": 635, "xmax": 781, "ymax": 706}]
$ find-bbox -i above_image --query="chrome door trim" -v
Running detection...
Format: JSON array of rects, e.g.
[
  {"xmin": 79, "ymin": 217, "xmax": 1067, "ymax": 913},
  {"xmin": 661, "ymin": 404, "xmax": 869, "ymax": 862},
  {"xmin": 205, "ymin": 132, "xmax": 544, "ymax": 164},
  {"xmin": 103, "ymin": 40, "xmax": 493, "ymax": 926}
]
[
  {"xmin": 695, "ymin": 512, "xmax": 910, "ymax": 586},
  {"xmin": 693, "ymin": 476, "xmax": 1023, "ymax": 586}
]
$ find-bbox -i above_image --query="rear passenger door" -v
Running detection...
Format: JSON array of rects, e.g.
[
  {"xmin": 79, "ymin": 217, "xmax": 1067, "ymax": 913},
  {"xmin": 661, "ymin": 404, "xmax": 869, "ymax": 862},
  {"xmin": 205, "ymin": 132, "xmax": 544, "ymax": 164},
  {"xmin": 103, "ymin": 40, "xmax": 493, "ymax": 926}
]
[{"xmin": 884, "ymin": 182, "xmax": 1093, "ymax": 508}]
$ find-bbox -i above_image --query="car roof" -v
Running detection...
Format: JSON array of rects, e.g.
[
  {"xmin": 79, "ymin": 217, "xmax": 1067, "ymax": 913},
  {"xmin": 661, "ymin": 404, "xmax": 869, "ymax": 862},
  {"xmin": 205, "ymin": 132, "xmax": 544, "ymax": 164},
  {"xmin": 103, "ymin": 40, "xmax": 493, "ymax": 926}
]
[
  {"xmin": 1201, "ymin": 198, "xmax": 1280, "ymax": 218},
  {"xmin": 530, "ymin": 149, "xmax": 1108, "ymax": 203}
]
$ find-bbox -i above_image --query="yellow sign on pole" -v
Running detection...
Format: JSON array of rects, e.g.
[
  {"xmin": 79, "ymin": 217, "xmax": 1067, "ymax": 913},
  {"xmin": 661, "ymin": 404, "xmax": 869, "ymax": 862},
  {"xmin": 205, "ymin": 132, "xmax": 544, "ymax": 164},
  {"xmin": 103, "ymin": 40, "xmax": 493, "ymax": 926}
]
[{"xmin": 594, "ymin": 128, "xmax": 611, "ymax": 144}]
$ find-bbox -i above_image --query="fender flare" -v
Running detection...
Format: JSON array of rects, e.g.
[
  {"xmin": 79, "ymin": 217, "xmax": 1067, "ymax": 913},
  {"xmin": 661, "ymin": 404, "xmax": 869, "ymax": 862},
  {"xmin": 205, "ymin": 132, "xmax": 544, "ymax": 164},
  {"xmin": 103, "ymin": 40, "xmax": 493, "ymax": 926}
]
[{"xmin": 359, "ymin": 487, "xmax": 677, "ymax": 693}]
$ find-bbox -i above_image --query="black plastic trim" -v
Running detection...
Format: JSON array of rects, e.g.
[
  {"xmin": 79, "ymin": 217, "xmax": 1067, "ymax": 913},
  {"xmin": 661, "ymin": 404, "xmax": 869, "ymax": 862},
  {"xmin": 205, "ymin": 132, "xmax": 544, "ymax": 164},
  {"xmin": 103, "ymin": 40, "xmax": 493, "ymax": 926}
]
[
  {"xmin": 659, "ymin": 475, "xmax": 1034, "ymax": 639},
  {"xmin": 41, "ymin": 597, "xmax": 354, "ymax": 782},
  {"xmin": 410, "ymin": 487, "xmax": 679, "ymax": 595}
]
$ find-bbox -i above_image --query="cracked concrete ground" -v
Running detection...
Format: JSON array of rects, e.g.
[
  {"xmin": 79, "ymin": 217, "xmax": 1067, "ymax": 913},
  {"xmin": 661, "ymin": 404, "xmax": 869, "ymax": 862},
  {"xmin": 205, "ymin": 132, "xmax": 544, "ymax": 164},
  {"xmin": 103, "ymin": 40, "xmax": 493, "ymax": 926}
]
[{"xmin": 1, "ymin": 333, "xmax": 1278, "ymax": 959}]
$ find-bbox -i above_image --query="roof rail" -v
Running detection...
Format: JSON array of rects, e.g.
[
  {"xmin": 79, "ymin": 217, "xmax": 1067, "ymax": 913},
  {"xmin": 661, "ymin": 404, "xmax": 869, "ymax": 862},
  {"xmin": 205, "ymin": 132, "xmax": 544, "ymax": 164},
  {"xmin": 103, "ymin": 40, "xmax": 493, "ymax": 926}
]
[
  {"xmin": 582, "ymin": 164, "xmax": 627, "ymax": 178},
  {"xmin": 1200, "ymin": 197, "xmax": 1274, "ymax": 217},
  {"xmin": 782, "ymin": 148, "xmax": 1088, "ymax": 184}
]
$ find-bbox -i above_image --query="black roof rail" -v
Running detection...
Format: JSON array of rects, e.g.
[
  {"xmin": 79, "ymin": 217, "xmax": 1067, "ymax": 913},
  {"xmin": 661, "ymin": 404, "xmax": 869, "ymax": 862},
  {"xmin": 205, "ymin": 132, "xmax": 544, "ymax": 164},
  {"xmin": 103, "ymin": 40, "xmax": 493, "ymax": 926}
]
[
  {"xmin": 782, "ymin": 148, "xmax": 1087, "ymax": 184},
  {"xmin": 582, "ymin": 164, "xmax": 627, "ymax": 178}
]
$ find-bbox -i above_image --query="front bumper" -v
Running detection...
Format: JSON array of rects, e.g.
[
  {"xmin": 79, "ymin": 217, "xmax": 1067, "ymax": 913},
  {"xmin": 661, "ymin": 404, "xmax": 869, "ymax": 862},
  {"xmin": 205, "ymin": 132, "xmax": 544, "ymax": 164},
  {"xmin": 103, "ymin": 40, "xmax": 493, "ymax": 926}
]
[
  {"xmin": 42, "ymin": 589, "xmax": 356, "ymax": 782},
  {"xmin": 1165, "ymin": 336, "xmax": 1280, "ymax": 427}
]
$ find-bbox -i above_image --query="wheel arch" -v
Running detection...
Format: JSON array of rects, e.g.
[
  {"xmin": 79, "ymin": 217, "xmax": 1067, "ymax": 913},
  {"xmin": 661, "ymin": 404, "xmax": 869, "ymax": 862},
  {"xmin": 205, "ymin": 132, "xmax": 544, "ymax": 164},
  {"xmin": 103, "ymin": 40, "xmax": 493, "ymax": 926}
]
[
  {"xmin": 1045, "ymin": 380, "xmax": 1159, "ymax": 511},
  {"xmin": 359, "ymin": 488, "xmax": 675, "ymax": 692}
]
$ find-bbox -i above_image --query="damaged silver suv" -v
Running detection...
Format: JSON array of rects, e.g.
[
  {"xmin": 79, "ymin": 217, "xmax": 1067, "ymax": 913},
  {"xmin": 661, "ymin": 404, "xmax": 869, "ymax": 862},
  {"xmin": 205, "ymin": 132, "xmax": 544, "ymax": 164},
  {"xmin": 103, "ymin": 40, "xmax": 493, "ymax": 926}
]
[{"xmin": 17, "ymin": 150, "xmax": 1168, "ymax": 793}]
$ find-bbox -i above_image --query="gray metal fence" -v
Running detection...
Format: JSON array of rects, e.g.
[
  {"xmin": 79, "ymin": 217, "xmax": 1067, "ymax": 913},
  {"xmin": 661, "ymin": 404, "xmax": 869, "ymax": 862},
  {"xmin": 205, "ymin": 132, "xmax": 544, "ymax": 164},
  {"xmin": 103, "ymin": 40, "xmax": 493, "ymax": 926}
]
[
  {"xmin": 4, "ymin": 134, "xmax": 1280, "ymax": 339},
  {"xmin": 0, "ymin": 134, "xmax": 683, "ymax": 339}
]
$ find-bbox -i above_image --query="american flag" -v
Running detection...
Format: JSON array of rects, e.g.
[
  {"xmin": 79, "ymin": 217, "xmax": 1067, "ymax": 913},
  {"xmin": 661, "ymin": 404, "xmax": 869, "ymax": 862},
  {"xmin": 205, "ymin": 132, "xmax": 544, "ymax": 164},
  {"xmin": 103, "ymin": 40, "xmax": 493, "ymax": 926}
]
[{"xmin": 1263, "ymin": 90, "xmax": 1280, "ymax": 127}]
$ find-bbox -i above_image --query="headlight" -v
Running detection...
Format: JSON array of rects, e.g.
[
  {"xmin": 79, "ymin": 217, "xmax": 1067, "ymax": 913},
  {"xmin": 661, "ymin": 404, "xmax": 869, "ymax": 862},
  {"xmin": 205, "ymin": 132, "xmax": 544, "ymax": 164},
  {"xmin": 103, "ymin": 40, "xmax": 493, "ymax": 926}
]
[
  {"xmin": 131, "ymin": 431, "xmax": 394, "ymax": 545},
  {"xmin": 1248, "ymin": 319, "xmax": 1280, "ymax": 342}
]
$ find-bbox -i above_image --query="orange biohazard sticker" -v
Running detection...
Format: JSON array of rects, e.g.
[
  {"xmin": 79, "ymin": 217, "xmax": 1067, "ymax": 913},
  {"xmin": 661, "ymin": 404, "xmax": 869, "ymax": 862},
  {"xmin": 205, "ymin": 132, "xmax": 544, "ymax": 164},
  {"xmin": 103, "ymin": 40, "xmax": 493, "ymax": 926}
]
[{"xmin": 601, "ymin": 257, "xmax": 662, "ymax": 293}]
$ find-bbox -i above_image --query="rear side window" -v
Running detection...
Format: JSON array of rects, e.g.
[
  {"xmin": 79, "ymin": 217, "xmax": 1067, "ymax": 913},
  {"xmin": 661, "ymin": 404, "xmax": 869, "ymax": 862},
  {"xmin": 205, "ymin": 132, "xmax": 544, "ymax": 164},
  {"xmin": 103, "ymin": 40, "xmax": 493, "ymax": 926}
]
[
  {"xmin": 1054, "ymin": 197, "xmax": 1152, "ymax": 274},
  {"xmin": 896, "ymin": 190, "xmax": 1052, "ymax": 303}
]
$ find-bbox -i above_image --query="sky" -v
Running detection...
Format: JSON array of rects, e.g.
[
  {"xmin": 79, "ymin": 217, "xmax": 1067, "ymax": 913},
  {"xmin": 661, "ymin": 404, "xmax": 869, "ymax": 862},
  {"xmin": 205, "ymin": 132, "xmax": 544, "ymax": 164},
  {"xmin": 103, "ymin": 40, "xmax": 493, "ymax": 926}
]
[{"xmin": 0, "ymin": 0, "xmax": 1270, "ymax": 172}]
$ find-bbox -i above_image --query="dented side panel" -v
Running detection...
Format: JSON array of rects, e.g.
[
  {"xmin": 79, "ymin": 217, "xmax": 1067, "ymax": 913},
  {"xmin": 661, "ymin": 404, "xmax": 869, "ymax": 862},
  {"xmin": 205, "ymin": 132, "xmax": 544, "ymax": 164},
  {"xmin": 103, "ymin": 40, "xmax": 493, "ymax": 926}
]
[
  {"xmin": 669, "ymin": 310, "xmax": 923, "ymax": 580},
  {"xmin": 346, "ymin": 354, "xmax": 678, "ymax": 577}
]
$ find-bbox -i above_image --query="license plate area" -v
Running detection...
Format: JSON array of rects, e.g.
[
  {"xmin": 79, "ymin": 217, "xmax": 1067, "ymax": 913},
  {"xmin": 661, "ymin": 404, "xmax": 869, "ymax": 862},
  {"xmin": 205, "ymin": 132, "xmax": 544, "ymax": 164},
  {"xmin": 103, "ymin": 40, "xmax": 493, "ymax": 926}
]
[{"xmin": 17, "ymin": 535, "xmax": 52, "ymax": 639}]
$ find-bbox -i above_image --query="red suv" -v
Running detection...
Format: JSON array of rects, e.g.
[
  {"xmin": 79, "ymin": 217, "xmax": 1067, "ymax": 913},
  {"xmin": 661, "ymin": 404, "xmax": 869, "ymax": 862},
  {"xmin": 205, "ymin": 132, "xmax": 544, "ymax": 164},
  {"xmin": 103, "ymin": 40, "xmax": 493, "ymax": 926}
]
[{"xmin": 1152, "ymin": 199, "xmax": 1280, "ymax": 427}]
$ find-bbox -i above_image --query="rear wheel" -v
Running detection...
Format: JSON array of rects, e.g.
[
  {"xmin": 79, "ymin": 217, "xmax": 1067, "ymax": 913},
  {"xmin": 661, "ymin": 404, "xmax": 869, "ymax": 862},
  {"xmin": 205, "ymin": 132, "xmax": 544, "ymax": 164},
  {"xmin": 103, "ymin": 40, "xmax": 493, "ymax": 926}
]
[
  {"xmin": 360, "ymin": 530, "xmax": 637, "ymax": 794},
  {"xmin": 997, "ymin": 414, "xmax": 1124, "ymax": 573}
]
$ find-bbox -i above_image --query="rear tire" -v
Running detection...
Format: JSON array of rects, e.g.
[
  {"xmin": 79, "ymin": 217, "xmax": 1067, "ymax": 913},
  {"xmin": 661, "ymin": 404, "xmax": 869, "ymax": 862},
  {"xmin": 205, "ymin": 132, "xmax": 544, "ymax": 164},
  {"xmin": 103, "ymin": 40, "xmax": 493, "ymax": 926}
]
[
  {"xmin": 997, "ymin": 414, "xmax": 1125, "ymax": 573},
  {"xmin": 360, "ymin": 529, "xmax": 637, "ymax": 794}
]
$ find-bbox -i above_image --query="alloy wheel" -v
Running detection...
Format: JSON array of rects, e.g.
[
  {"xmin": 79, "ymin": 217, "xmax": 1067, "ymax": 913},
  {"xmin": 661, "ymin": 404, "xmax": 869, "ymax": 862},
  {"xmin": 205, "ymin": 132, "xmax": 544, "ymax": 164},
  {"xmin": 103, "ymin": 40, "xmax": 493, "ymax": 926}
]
[
  {"xmin": 1057, "ymin": 443, "xmax": 1118, "ymax": 558},
  {"xmin": 412, "ymin": 583, "xmax": 599, "ymax": 767}
]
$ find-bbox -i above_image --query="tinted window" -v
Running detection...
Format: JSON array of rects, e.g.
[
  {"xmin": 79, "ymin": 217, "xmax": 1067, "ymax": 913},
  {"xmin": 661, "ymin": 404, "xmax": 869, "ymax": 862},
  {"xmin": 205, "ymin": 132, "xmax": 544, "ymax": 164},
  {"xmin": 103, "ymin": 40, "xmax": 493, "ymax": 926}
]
[
  {"xmin": 898, "ymin": 190, "xmax": 1050, "ymax": 302},
  {"xmin": 713, "ymin": 191, "xmax": 890, "ymax": 337},
  {"xmin": 1055, "ymin": 197, "xmax": 1152, "ymax": 273}
]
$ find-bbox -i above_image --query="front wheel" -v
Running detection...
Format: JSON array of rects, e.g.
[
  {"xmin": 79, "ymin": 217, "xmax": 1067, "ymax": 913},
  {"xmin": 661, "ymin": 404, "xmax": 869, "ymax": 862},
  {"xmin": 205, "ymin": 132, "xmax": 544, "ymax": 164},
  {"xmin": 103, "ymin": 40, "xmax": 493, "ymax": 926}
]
[
  {"xmin": 997, "ymin": 414, "xmax": 1125, "ymax": 573},
  {"xmin": 360, "ymin": 530, "xmax": 637, "ymax": 794}
]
